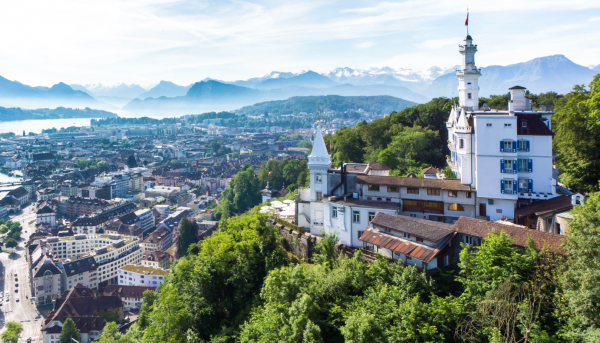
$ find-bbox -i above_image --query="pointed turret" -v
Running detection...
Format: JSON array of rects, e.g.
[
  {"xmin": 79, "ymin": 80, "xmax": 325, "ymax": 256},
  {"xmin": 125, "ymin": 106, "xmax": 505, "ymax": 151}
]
[{"xmin": 308, "ymin": 125, "xmax": 331, "ymax": 166}]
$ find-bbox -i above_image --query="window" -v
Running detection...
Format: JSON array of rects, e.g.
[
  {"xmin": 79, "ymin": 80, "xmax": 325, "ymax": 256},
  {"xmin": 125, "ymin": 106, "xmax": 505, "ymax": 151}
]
[
  {"xmin": 315, "ymin": 174, "xmax": 322, "ymax": 183},
  {"xmin": 459, "ymin": 139, "xmax": 464, "ymax": 149},
  {"xmin": 466, "ymin": 192, "xmax": 472, "ymax": 198},
  {"xmin": 504, "ymin": 123, "xmax": 511, "ymax": 127},
  {"xmin": 388, "ymin": 186, "xmax": 399, "ymax": 192},
  {"xmin": 522, "ymin": 121, "xmax": 527, "ymax": 127},
  {"xmin": 447, "ymin": 203, "xmax": 464, "ymax": 211},
  {"xmin": 358, "ymin": 231, "xmax": 364, "ymax": 239},
  {"xmin": 503, "ymin": 141, "xmax": 512, "ymax": 151},
  {"xmin": 504, "ymin": 159, "xmax": 512, "ymax": 171},
  {"xmin": 315, "ymin": 192, "xmax": 322, "ymax": 201},
  {"xmin": 518, "ymin": 140, "xmax": 529, "ymax": 152},
  {"xmin": 503, "ymin": 180, "xmax": 513, "ymax": 194},
  {"xmin": 332, "ymin": 207, "xmax": 337, "ymax": 218},
  {"xmin": 519, "ymin": 179, "xmax": 528, "ymax": 193},
  {"xmin": 448, "ymin": 190, "xmax": 457, "ymax": 197},
  {"xmin": 407, "ymin": 188, "xmax": 419, "ymax": 194},
  {"xmin": 368, "ymin": 212, "xmax": 376, "ymax": 222},
  {"xmin": 463, "ymin": 235, "xmax": 482, "ymax": 247},
  {"xmin": 486, "ymin": 123, "xmax": 492, "ymax": 127},
  {"xmin": 416, "ymin": 237, "xmax": 423, "ymax": 243},
  {"xmin": 353, "ymin": 211, "xmax": 360, "ymax": 223},
  {"xmin": 444, "ymin": 255, "xmax": 449, "ymax": 266},
  {"xmin": 496, "ymin": 209, "xmax": 503, "ymax": 213},
  {"xmin": 409, "ymin": 214, "xmax": 417, "ymax": 218},
  {"xmin": 368, "ymin": 185, "xmax": 380, "ymax": 191},
  {"xmin": 427, "ymin": 189, "xmax": 440, "ymax": 196},
  {"xmin": 406, "ymin": 256, "xmax": 412, "ymax": 261},
  {"xmin": 467, "ymin": 93, "xmax": 472, "ymax": 99}
]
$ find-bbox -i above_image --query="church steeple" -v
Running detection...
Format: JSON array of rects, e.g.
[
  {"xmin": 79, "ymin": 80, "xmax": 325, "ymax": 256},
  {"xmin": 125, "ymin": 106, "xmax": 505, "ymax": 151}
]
[{"xmin": 456, "ymin": 30, "xmax": 481, "ymax": 111}]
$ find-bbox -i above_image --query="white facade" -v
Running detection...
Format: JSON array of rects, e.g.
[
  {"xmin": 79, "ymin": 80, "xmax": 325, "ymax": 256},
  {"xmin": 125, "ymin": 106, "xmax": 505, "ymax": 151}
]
[
  {"xmin": 118, "ymin": 265, "xmax": 168, "ymax": 287},
  {"xmin": 447, "ymin": 34, "xmax": 557, "ymax": 221},
  {"xmin": 135, "ymin": 209, "xmax": 155, "ymax": 231},
  {"xmin": 304, "ymin": 125, "xmax": 331, "ymax": 235},
  {"xmin": 323, "ymin": 200, "xmax": 398, "ymax": 247}
]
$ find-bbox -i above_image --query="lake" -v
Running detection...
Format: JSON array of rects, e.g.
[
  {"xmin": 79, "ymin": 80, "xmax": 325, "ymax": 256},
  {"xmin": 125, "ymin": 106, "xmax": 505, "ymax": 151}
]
[
  {"xmin": 0, "ymin": 173, "xmax": 22, "ymax": 182},
  {"xmin": 0, "ymin": 118, "xmax": 97, "ymax": 135},
  {"xmin": 0, "ymin": 110, "xmax": 190, "ymax": 134}
]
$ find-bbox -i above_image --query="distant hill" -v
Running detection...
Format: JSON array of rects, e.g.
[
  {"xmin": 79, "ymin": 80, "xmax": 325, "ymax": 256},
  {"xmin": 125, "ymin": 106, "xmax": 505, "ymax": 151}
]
[
  {"xmin": 423, "ymin": 55, "xmax": 598, "ymax": 98},
  {"xmin": 0, "ymin": 76, "xmax": 103, "ymax": 109},
  {"xmin": 83, "ymin": 83, "xmax": 146, "ymax": 98},
  {"xmin": 235, "ymin": 95, "xmax": 417, "ymax": 116},
  {"xmin": 0, "ymin": 106, "xmax": 117, "ymax": 121},
  {"xmin": 138, "ymin": 81, "xmax": 192, "ymax": 99},
  {"xmin": 254, "ymin": 71, "xmax": 338, "ymax": 90},
  {"xmin": 123, "ymin": 79, "xmax": 426, "ymax": 114},
  {"xmin": 592, "ymin": 64, "xmax": 600, "ymax": 72}
]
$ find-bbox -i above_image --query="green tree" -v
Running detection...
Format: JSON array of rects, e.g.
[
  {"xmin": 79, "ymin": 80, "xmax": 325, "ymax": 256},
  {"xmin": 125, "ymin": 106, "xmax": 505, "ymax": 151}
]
[
  {"xmin": 553, "ymin": 77, "xmax": 600, "ymax": 192},
  {"xmin": 126, "ymin": 155, "xmax": 137, "ymax": 168},
  {"xmin": 443, "ymin": 166, "xmax": 456, "ymax": 178},
  {"xmin": 76, "ymin": 159, "xmax": 91, "ymax": 169},
  {"xmin": 59, "ymin": 318, "xmax": 80, "ymax": 343},
  {"xmin": 1, "ymin": 322, "xmax": 23, "ymax": 343},
  {"xmin": 5, "ymin": 238, "xmax": 18, "ymax": 248},
  {"xmin": 228, "ymin": 164, "xmax": 260, "ymax": 213},
  {"xmin": 178, "ymin": 217, "xmax": 196, "ymax": 256},
  {"xmin": 95, "ymin": 160, "xmax": 108, "ymax": 168},
  {"xmin": 96, "ymin": 322, "xmax": 122, "ymax": 342},
  {"xmin": 560, "ymin": 191, "xmax": 600, "ymax": 340}
]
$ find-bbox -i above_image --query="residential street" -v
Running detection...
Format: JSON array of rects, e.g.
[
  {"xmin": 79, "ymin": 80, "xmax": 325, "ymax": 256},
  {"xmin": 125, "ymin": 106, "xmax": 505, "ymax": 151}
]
[{"xmin": 0, "ymin": 204, "xmax": 46, "ymax": 342}]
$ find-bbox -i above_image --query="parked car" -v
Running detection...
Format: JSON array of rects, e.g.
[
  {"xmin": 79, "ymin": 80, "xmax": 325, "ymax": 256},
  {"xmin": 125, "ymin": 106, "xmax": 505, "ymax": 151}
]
[
  {"xmin": 14, "ymin": 289, "xmax": 18, "ymax": 293},
  {"xmin": 15, "ymin": 297, "xmax": 19, "ymax": 302},
  {"xmin": 14, "ymin": 283, "xmax": 18, "ymax": 287}
]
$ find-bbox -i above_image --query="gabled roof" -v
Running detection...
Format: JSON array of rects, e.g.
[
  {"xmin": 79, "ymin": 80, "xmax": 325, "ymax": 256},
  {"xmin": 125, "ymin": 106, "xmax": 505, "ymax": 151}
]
[
  {"xmin": 451, "ymin": 217, "xmax": 565, "ymax": 254},
  {"xmin": 36, "ymin": 205, "xmax": 55, "ymax": 214},
  {"xmin": 371, "ymin": 212, "xmax": 453, "ymax": 242},
  {"xmin": 422, "ymin": 166, "xmax": 438, "ymax": 175},
  {"xmin": 367, "ymin": 162, "xmax": 390, "ymax": 171},
  {"xmin": 514, "ymin": 196, "xmax": 573, "ymax": 218},
  {"xmin": 516, "ymin": 113, "xmax": 553, "ymax": 136},
  {"xmin": 103, "ymin": 285, "xmax": 156, "ymax": 298}
]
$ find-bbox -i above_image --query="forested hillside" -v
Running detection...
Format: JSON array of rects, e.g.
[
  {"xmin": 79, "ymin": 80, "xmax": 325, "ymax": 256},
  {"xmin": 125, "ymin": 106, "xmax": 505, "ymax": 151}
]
[
  {"xmin": 95, "ymin": 191, "xmax": 600, "ymax": 342},
  {"xmin": 236, "ymin": 95, "xmax": 417, "ymax": 116}
]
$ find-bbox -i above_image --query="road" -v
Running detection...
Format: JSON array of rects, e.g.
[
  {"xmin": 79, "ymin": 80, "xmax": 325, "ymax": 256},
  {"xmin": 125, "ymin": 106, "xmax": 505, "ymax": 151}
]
[{"xmin": 0, "ymin": 203, "xmax": 46, "ymax": 342}]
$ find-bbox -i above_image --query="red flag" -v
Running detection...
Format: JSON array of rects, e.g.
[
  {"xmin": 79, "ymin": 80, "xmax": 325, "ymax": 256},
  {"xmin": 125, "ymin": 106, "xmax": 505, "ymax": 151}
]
[
  {"xmin": 465, "ymin": 13, "xmax": 468, "ymax": 26},
  {"xmin": 268, "ymin": 171, "xmax": 271, "ymax": 175}
]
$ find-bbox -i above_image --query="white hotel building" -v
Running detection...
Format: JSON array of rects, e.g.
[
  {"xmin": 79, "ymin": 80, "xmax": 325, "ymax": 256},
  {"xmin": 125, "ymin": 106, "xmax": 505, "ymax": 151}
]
[
  {"xmin": 296, "ymin": 33, "xmax": 559, "ymax": 245},
  {"xmin": 446, "ymin": 34, "xmax": 557, "ymax": 220}
]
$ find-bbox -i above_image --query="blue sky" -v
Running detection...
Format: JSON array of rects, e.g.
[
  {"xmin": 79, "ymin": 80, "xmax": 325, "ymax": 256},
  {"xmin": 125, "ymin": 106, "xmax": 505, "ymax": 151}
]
[{"xmin": 0, "ymin": 0, "xmax": 599, "ymax": 87}]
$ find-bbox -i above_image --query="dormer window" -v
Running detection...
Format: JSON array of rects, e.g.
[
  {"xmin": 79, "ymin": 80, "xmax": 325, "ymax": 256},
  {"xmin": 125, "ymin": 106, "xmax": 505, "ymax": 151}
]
[{"xmin": 522, "ymin": 121, "xmax": 527, "ymax": 127}]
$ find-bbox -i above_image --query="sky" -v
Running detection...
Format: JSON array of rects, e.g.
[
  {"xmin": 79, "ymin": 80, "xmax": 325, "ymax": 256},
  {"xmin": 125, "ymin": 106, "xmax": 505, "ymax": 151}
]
[{"xmin": 0, "ymin": 0, "xmax": 599, "ymax": 88}]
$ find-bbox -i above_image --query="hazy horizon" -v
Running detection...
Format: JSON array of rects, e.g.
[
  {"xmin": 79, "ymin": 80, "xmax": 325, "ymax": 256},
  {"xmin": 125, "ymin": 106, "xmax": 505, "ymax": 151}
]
[{"xmin": 0, "ymin": 0, "xmax": 599, "ymax": 88}]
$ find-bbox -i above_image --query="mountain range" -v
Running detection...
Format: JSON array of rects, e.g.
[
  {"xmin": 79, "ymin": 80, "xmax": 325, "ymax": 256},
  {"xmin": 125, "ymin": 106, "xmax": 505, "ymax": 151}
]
[{"xmin": 0, "ymin": 54, "xmax": 597, "ymax": 114}]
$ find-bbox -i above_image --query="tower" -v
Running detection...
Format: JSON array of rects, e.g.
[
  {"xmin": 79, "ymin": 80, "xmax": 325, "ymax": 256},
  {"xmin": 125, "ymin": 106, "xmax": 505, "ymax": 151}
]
[
  {"xmin": 456, "ymin": 35, "xmax": 481, "ymax": 111},
  {"xmin": 307, "ymin": 124, "xmax": 330, "ymax": 202}
]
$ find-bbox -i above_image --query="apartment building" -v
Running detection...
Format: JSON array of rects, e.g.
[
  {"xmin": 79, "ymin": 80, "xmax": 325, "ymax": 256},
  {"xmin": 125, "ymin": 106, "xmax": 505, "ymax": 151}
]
[
  {"xmin": 118, "ymin": 265, "xmax": 169, "ymax": 287},
  {"xmin": 141, "ymin": 251, "xmax": 171, "ymax": 270},
  {"xmin": 141, "ymin": 227, "xmax": 172, "ymax": 252},
  {"xmin": 43, "ymin": 234, "xmax": 143, "ymax": 286},
  {"xmin": 103, "ymin": 285, "xmax": 156, "ymax": 310}
]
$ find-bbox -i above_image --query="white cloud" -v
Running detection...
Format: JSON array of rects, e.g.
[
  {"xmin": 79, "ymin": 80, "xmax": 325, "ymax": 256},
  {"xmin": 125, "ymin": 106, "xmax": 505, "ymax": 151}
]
[
  {"xmin": 0, "ymin": 0, "xmax": 598, "ymax": 86},
  {"xmin": 356, "ymin": 42, "xmax": 374, "ymax": 49}
]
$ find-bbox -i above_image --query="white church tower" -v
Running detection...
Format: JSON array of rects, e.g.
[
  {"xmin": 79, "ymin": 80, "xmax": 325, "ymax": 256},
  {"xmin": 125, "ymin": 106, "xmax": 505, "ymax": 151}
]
[
  {"xmin": 456, "ymin": 34, "xmax": 481, "ymax": 111},
  {"xmin": 296, "ymin": 122, "xmax": 331, "ymax": 233}
]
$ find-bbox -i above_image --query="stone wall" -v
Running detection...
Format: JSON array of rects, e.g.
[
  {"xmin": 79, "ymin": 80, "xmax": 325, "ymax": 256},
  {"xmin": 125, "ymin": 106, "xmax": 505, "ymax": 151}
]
[{"xmin": 275, "ymin": 223, "xmax": 319, "ymax": 262}]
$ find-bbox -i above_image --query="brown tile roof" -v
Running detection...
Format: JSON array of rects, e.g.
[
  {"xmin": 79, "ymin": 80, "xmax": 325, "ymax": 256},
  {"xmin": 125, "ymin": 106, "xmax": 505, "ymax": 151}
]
[
  {"xmin": 357, "ymin": 175, "xmax": 474, "ymax": 191},
  {"xmin": 514, "ymin": 196, "xmax": 573, "ymax": 218},
  {"xmin": 359, "ymin": 228, "xmax": 454, "ymax": 263},
  {"xmin": 103, "ymin": 285, "xmax": 156, "ymax": 298},
  {"xmin": 422, "ymin": 166, "xmax": 438, "ymax": 175},
  {"xmin": 371, "ymin": 212, "xmax": 453, "ymax": 241},
  {"xmin": 368, "ymin": 162, "xmax": 390, "ymax": 171},
  {"xmin": 451, "ymin": 217, "xmax": 565, "ymax": 254}
]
